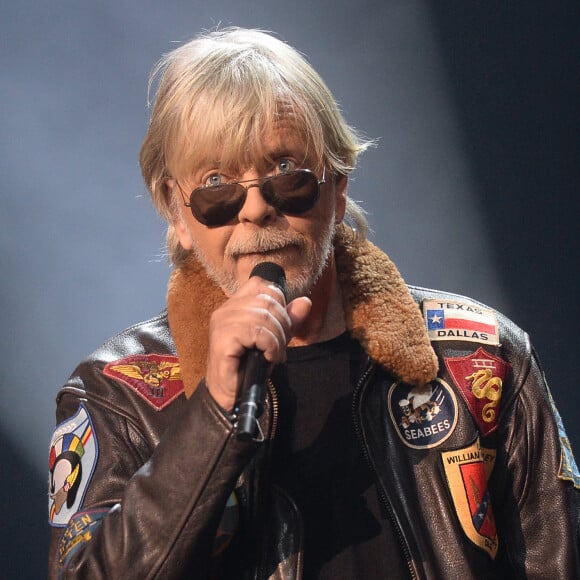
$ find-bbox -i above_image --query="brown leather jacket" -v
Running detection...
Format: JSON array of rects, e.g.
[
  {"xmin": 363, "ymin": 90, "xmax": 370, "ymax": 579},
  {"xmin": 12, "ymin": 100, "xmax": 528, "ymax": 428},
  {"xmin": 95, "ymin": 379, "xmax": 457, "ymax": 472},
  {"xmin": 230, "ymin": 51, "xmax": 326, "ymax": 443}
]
[{"xmin": 48, "ymin": 231, "xmax": 580, "ymax": 578}]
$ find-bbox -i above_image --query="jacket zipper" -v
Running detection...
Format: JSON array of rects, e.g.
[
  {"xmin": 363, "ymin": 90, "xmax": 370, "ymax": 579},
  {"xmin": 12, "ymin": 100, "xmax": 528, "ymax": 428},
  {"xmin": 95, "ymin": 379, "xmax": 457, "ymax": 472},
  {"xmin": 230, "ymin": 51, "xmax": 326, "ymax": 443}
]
[
  {"xmin": 252, "ymin": 379, "xmax": 279, "ymax": 580},
  {"xmin": 351, "ymin": 359, "xmax": 418, "ymax": 580},
  {"xmin": 267, "ymin": 379, "xmax": 279, "ymax": 439}
]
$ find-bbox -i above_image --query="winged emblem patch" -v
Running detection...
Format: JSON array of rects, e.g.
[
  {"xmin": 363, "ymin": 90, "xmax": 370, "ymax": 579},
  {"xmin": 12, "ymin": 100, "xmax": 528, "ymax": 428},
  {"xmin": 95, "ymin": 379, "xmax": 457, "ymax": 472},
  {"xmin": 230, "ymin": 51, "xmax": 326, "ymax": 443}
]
[{"xmin": 103, "ymin": 354, "xmax": 183, "ymax": 410}]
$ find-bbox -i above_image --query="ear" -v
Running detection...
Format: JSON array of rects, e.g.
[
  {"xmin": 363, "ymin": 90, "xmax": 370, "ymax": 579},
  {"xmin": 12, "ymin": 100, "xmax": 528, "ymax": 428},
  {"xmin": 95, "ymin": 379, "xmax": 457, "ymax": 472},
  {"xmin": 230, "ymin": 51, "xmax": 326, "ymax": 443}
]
[
  {"xmin": 166, "ymin": 178, "xmax": 194, "ymax": 251},
  {"xmin": 333, "ymin": 173, "xmax": 348, "ymax": 224}
]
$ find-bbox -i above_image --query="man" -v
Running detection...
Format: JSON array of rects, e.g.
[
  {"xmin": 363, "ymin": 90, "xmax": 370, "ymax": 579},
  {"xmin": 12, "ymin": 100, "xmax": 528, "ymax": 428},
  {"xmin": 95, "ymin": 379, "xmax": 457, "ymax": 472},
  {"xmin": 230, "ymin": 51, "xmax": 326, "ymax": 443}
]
[{"xmin": 48, "ymin": 28, "xmax": 580, "ymax": 578}]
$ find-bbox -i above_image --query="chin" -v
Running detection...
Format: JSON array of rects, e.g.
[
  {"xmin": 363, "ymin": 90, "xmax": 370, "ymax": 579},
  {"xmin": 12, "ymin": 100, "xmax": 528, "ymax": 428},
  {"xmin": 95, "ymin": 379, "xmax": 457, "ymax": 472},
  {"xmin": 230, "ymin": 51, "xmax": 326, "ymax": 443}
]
[{"xmin": 285, "ymin": 263, "xmax": 328, "ymax": 301}]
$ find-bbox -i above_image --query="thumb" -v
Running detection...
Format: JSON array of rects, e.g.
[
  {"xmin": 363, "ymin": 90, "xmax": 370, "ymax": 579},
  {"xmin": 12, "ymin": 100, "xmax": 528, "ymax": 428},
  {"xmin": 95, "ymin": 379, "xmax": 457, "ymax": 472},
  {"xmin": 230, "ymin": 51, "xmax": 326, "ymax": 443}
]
[{"xmin": 286, "ymin": 296, "xmax": 312, "ymax": 335}]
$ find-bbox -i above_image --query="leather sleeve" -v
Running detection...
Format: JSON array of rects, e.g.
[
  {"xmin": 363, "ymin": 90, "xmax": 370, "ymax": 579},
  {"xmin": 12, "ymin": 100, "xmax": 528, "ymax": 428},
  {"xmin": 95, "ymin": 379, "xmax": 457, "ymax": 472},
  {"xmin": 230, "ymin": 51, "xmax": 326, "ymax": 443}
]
[
  {"xmin": 492, "ymin": 344, "xmax": 580, "ymax": 578},
  {"xmin": 48, "ymin": 382, "xmax": 257, "ymax": 579}
]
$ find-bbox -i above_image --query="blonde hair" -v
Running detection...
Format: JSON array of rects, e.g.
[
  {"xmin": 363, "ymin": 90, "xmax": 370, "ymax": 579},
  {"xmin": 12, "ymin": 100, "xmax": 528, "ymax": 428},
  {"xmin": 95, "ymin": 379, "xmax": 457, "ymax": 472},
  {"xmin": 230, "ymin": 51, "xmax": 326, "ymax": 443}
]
[{"xmin": 139, "ymin": 27, "xmax": 373, "ymax": 265}]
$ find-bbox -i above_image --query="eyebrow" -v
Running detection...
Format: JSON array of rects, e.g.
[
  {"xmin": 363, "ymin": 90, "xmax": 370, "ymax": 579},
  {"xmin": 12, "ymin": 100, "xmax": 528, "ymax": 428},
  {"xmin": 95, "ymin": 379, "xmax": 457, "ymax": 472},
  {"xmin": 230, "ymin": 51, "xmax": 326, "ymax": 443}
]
[{"xmin": 263, "ymin": 144, "xmax": 310, "ymax": 163}]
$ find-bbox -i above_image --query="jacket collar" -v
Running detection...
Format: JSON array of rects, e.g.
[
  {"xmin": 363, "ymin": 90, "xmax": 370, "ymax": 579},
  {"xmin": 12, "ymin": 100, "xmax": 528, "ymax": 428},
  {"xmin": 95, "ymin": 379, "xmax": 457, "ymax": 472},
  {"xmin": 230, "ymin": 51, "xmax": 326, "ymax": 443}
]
[{"xmin": 167, "ymin": 225, "xmax": 438, "ymax": 398}]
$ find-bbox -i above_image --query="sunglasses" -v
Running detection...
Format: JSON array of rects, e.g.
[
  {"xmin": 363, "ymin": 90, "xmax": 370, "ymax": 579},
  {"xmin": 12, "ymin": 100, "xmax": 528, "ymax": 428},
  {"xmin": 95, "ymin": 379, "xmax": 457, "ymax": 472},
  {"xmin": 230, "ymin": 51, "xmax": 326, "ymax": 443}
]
[{"xmin": 181, "ymin": 169, "xmax": 325, "ymax": 227}]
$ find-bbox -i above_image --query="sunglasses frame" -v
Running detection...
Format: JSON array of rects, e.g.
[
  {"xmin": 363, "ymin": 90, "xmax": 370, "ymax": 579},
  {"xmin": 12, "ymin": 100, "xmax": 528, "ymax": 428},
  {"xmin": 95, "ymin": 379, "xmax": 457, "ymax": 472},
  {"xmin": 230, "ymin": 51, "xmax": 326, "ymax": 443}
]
[{"xmin": 179, "ymin": 168, "xmax": 326, "ymax": 227}]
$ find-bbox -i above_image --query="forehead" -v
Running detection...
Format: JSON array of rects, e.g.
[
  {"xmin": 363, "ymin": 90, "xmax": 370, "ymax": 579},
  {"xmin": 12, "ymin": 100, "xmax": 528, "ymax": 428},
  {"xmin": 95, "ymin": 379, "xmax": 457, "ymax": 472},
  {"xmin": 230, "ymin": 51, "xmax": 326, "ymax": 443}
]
[
  {"xmin": 170, "ymin": 111, "xmax": 317, "ymax": 181},
  {"xmin": 251, "ymin": 119, "xmax": 310, "ymax": 162},
  {"xmin": 216, "ymin": 120, "xmax": 309, "ymax": 169}
]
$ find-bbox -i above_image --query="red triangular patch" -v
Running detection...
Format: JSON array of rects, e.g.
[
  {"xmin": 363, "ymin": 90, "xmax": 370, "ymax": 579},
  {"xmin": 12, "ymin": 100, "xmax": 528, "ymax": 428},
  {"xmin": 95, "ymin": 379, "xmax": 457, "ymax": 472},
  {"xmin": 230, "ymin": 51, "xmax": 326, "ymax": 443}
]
[
  {"xmin": 103, "ymin": 354, "xmax": 184, "ymax": 411},
  {"xmin": 444, "ymin": 348, "xmax": 511, "ymax": 436}
]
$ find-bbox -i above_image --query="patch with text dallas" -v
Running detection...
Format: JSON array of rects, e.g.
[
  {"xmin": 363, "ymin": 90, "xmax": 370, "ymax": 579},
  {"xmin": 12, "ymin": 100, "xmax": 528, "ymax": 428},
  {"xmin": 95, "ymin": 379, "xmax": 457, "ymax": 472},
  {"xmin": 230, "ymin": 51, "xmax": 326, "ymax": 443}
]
[
  {"xmin": 423, "ymin": 299, "xmax": 499, "ymax": 345},
  {"xmin": 388, "ymin": 378, "xmax": 458, "ymax": 449}
]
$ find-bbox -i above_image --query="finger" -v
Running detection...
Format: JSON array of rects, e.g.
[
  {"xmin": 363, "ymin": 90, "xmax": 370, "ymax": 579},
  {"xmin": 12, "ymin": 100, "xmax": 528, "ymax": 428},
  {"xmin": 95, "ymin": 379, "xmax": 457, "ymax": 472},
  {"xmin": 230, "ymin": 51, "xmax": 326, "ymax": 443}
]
[
  {"xmin": 225, "ymin": 290, "xmax": 292, "ymax": 339},
  {"xmin": 210, "ymin": 298, "xmax": 291, "ymax": 359},
  {"xmin": 235, "ymin": 276, "xmax": 287, "ymax": 306}
]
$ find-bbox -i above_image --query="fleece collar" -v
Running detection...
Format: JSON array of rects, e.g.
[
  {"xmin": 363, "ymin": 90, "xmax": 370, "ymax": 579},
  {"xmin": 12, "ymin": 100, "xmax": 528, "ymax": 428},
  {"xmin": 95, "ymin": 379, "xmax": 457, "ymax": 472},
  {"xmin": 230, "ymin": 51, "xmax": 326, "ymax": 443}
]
[{"xmin": 167, "ymin": 225, "xmax": 438, "ymax": 398}]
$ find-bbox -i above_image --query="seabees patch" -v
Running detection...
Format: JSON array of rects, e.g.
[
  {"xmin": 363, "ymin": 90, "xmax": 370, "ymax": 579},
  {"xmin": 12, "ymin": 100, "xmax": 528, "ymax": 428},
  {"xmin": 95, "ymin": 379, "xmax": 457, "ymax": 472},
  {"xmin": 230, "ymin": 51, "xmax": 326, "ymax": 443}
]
[
  {"xmin": 387, "ymin": 378, "xmax": 458, "ymax": 449},
  {"xmin": 48, "ymin": 403, "xmax": 98, "ymax": 527},
  {"xmin": 423, "ymin": 299, "xmax": 499, "ymax": 345},
  {"xmin": 103, "ymin": 354, "xmax": 184, "ymax": 411},
  {"xmin": 441, "ymin": 439, "xmax": 498, "ymax": 559}
]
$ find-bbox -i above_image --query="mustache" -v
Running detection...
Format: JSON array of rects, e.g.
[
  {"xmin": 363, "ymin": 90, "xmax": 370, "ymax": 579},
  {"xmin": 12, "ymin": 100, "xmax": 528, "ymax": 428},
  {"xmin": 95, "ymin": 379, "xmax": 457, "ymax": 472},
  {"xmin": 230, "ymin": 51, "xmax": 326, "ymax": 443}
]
[{"xmin": 225, "ymin": 229, "xmax": 305, "ymax": 258}]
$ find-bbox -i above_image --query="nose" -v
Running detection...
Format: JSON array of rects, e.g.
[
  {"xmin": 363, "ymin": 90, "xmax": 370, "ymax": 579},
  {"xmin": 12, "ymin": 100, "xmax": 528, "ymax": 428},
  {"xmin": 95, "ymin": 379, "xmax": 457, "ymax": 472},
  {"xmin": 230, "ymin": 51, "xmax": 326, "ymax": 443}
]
[{"xmin": 237, "ymin": 171, "xmax": 277, "ymax": 226}]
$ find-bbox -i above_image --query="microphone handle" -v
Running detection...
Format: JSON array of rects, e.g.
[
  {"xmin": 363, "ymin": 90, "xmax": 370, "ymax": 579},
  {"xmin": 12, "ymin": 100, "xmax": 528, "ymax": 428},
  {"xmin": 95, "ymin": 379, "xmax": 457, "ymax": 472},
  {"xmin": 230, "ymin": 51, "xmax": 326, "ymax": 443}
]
[{"xmin": 236, "ymin": 349, "xmax": 269, "ymax": 440}]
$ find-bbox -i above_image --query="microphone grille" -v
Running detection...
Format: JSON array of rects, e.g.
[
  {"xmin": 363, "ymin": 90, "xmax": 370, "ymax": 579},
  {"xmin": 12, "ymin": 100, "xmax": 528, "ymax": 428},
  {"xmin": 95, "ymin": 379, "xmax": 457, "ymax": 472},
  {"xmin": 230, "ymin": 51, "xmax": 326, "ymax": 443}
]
[{"xmin": 250, "ymin": 262, "xmax": 287, "ymax": 300}]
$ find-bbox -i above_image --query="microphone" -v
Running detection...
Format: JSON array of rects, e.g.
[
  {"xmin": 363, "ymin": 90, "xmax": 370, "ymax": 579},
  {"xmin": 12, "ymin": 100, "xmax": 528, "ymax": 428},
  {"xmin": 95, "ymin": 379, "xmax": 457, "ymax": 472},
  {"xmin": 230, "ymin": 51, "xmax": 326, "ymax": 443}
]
[{"xmin": 236, "ymin": 262, "xmax": 287, "ymax": 441}]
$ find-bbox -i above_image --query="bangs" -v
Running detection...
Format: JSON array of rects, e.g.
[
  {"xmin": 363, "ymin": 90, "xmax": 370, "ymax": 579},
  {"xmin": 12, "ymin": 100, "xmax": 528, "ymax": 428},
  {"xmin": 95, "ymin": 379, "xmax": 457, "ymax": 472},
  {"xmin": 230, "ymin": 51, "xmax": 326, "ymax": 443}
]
[{"xmin": 162, "ymin": 53, "xmax": 326, "ymax": 180}]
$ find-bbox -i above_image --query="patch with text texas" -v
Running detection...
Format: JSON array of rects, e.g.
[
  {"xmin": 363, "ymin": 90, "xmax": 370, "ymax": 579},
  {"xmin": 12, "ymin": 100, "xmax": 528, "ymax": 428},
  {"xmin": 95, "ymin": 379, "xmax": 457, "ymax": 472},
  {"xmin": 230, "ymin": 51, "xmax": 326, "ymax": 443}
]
[{"xmin": 423, "ymin": 299, "xmax": 499, "ymax": 345}]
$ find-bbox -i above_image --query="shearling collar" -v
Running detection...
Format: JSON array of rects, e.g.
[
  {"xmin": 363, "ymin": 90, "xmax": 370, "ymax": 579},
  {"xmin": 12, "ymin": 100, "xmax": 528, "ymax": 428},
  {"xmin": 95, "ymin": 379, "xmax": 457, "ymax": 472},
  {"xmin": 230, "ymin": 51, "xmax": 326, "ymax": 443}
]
[{"xmin": 167, "ymin": 225, "xmax": 438, "ymax": 398}]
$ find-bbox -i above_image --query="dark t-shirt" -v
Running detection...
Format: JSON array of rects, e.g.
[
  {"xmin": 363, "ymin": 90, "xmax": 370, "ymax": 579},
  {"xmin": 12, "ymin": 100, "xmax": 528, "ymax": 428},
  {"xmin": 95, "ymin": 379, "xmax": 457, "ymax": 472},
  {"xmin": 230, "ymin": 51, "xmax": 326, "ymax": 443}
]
[{"xmin": 270, "ymin": 332, "xmax": 408, "ymax": 579}]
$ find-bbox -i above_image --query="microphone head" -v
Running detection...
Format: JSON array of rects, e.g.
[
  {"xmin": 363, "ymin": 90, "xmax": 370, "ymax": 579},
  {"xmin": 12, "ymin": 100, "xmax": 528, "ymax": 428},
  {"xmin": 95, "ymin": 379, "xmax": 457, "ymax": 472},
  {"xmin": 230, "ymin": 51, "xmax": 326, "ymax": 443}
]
[{"xmin": 250, "ymin": 262, "xmax": 287, "ymax": 300}]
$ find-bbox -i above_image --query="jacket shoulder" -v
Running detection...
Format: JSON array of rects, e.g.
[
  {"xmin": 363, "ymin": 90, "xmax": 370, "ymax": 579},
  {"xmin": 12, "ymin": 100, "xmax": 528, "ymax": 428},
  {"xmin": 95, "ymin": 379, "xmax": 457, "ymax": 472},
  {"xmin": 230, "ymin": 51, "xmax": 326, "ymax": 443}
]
[
  {"xmin": 85, "ymin": 309, "xmax": 174, "ymax": 366},
  {"xmin": 58, "ymin": 310, "xmax": 177, "ymax": 402}
]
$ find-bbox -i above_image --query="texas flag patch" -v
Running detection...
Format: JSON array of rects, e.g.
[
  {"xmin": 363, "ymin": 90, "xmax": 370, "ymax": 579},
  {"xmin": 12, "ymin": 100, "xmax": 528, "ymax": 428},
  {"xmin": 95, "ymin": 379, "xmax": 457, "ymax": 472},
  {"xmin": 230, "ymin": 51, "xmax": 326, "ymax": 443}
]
[
  {"xmin": 103, "ymin": 354, "xmax": 184, "ymax": 411},
  {"xmin": 423, "ymin": 299, "xmax": 499, "ymax": 346}
]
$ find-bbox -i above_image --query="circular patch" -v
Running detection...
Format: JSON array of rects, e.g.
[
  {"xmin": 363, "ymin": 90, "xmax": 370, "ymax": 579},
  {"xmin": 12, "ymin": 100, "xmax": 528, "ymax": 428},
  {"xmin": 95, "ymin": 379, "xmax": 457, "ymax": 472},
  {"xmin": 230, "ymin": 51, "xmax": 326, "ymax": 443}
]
[{"xmin": 387, "ymin": 378, "xmax": 458, "ymax": 449}]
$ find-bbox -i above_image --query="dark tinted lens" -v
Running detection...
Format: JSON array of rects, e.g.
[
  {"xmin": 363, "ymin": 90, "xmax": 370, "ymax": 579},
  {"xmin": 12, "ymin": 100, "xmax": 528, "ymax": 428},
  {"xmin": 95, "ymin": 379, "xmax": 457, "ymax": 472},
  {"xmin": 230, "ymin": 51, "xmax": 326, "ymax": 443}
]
[
  {"xmin": 189, "ymin": 184, "xmax": 246, "ymax": 227},
  {"xmin": 187, "ymin": 170, "xmax": 320, "ymax": 227},
  {"xmin": 263, "ymin": 171, "xmax": 320, "ymax": 215}
]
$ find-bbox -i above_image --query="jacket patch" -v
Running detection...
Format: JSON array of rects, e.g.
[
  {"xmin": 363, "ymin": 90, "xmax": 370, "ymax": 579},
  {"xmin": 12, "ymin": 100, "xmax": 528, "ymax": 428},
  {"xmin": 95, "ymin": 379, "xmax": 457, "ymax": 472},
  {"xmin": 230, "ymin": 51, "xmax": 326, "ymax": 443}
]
[
  {"xmin": 441, "ymin": 439, "xmax": 498, "ymax": 559},
  {"xmin": 444, "ymin": 348, "xmax": 510, "ymax": 437},
  {"xmin": 48, "ymin": 403, "xmax": 98, "ymax": 527},
  {"xmin": 546, "ymin": 388, "xmax": 580, "ymax": 489},
  {"xmin": 103, "ymin": 354, "xmax": 184, "ymax": 411},
  {"xmin": 387, "ymin": 378, "xmax": 458, "ymax": 449},
  {"xmin": 423, "ymin": 299, "xmax": 499, "ymax": 346},
  {"xmin": 59, "ymin": 507, "xmax": 109, "ymax": 567}
]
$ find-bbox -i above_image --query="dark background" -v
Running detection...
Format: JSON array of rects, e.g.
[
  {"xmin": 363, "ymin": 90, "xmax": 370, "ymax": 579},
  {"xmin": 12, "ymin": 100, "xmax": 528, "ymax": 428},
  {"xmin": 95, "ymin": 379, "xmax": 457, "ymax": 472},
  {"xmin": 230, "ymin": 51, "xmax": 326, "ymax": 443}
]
[{"xmin": 1, "ymin": 1, "xmax": 578, "ymax": 576}]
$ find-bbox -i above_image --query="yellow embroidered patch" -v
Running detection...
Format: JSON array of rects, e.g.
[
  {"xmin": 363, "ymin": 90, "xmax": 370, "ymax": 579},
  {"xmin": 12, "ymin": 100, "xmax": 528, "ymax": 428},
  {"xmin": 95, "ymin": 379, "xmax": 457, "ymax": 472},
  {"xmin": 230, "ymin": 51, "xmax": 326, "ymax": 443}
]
[{"xmin": 441, "ymin": 439, "xmax": 498, "ymax": 559}]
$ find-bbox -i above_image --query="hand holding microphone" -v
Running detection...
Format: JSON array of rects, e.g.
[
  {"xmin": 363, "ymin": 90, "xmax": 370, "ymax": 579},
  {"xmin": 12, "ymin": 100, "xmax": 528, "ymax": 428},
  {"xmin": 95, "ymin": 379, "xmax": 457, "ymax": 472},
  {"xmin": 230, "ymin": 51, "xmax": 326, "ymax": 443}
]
[
  {"xmin": 204, "ymin": 262, "xmax": 311, "ymax": 438},
  {"xmin": 235, "ymin": 262, "xmax": 287, "ymax": 440}
]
